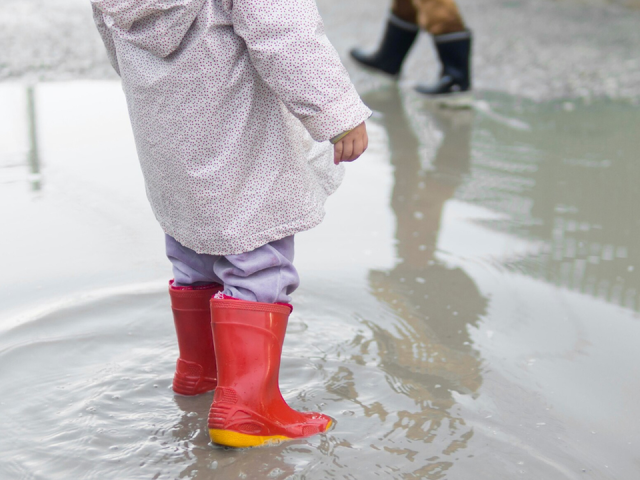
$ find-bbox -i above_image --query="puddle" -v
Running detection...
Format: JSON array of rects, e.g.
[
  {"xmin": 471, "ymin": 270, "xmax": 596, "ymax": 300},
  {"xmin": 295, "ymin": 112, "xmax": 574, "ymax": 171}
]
[{"xmin": 1, "ymin": 82, "xmax": 639, "ymax": 479}]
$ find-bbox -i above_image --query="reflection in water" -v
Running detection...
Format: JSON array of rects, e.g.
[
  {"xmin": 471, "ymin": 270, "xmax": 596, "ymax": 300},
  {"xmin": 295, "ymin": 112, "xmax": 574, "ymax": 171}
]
[
  {"xmin": 26, "ymin": 85, "xmax": 42, "ymax": 191},
  {"xmin": 456, "ymin": 96, "xmax": 640, "ymax": 311},
  {"xmin": 357, "ymin": 88, "xmax": 487, "ymax": 477},
  {"xmin": 171, "ymin": 395, "xmax": 300, "ymax": 479}
]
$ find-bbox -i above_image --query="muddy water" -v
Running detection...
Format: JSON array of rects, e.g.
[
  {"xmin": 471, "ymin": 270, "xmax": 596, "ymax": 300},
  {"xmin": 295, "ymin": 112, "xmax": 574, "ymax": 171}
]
[{"xmin": 1, "ymin": 82, "xmax": 639, "ymax": 479}]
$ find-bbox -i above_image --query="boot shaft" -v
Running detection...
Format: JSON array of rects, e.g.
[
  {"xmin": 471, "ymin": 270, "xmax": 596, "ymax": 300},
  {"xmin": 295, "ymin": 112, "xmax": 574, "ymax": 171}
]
[
  {"xmin": 350, "ymin": 14, "xmax": 419, "ymax": 76},
  {"xmin": 211, "ymin": 298, "xmax": 291, "ymax": 404},
  {"xmin": 434, "ymin": 30, "xmax": 472, "ymax": 90},
  {"xmin": 169, "ymin": 281, "xmax": 222, "ymax": 311},
  {"xmin": 169, "ymin": 282, "xmax": 221, "ymax": 353},
  {"xmin": 169, "ymin": 281, "xmax": 221, "ymax": 395}
]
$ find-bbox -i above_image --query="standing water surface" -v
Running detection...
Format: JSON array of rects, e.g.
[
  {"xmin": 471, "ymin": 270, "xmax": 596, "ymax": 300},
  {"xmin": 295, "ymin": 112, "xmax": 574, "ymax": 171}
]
[{"xmin": 0, "ymin": 82, "xmax": 639, "ymax": 479}]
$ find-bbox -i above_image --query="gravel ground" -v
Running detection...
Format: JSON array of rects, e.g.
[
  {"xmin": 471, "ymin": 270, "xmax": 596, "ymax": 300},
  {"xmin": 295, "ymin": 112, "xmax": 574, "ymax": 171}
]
[{"xmin": 1, "ymin": 0, "xmax": 639, "ymax": 100}]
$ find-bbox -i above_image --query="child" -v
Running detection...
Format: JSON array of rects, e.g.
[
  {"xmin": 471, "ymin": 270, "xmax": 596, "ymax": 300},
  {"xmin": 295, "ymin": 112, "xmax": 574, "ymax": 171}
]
[{"xmin": 91, "ymin": 0, "xmax": 371, "ymax": 448}]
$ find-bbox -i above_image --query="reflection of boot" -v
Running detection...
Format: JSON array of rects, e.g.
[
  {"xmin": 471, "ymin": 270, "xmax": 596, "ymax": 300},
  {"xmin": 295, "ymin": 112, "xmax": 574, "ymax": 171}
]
[
  {"xmin": 350, "ymin": 14, "xmax": 419, "ymax": 76},
  {"xmin": 416, "ymin": 31, "xmax": 472, "ymax": 98},
  {"xmin": 208, "ymin": 297, "xmax": 332, "ymax": 448},
  {"xmin": 169, "ymin": 281, "xmax": 222, "ymax": 396}
]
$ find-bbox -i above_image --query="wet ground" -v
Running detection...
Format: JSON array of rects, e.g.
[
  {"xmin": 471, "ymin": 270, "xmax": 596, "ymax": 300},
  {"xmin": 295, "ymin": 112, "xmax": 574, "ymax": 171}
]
[
  {"xmin": 3, "ymin": 0, "xmax": 640, "ymax": 101},
  {"xmin": 2, "ymin": 1, "xmax": 640, "ymax": 479}
]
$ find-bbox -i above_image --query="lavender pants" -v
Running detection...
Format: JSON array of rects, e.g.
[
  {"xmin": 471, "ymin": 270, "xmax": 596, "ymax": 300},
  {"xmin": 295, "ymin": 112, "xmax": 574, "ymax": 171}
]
[{"xmin": 165, "ymin": 234, "xmax": 299, "ymax": 304}]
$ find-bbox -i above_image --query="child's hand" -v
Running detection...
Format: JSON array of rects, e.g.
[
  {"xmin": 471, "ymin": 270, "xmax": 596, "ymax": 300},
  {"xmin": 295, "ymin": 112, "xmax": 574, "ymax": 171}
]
[{"xmin": 334, "ymin": 122, "xmax": 368, "ymax": 165}]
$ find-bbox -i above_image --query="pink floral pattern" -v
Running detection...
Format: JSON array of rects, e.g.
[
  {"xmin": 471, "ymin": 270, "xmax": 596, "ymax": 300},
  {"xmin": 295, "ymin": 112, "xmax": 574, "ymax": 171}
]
[{"xmin": 92, "ymin": 0, "xmax": 371, "ymax": 255}]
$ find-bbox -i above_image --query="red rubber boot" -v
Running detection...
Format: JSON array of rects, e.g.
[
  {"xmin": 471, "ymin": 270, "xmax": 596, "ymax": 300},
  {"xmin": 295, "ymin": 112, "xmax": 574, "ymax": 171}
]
[
  {"xmin": 169, "ymin": 280, "xmax": 222, "ymax": 396},
  {"xmin": 208, "ymin": 297, "xmax": 333, "ymax": 447}
]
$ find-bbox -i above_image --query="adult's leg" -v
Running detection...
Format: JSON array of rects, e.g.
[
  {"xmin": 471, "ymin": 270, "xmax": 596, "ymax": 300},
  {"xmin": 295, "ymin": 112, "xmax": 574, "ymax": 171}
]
[
  {"xmin": 412, "ymin": 0, "xmax": 465, "ymax": 35},
  {"xmin": 413, "ymin": 0, "xmax": 472, "ymax": 98},
  {"xmin": 392, "ymin": 0, "xmax": 419, "ymax": 23}
]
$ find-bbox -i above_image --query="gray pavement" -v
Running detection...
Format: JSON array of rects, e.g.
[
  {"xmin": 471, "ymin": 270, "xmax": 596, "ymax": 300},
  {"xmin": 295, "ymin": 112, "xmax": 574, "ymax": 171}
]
[{"xmin": 1, "ymin": 0, "xmax": 640, "ymax": 101}]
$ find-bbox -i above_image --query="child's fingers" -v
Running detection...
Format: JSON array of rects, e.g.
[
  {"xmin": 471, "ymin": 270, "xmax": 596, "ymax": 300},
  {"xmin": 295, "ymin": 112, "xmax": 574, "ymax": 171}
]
[
  {"xmin": 334, "ymin": 142, "xmax": 343, "ymax": 164},
  {"xmin": 346, "ymin": 138, "xmax": 363, "ymax": 162},
  {"xmin": 357, "ymin": 136, "xmax": 366, "ymax": 157},
  {"xmin": 341, "ymin": 139, "xmax": 354, "ymax": 162},
  {"xmin": 334, "ymin": 123, "xmax": 369, "ymax": 164},
  {"xmin": 341, "ymin": 136, "xmax": 368, "ymax": 163}
]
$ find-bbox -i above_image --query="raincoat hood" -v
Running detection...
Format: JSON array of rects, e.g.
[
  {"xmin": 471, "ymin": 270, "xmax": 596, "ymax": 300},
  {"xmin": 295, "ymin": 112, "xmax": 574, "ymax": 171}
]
[{"xmin": 91, "ymin": 0, "xmax": 206, "ymax": 57}]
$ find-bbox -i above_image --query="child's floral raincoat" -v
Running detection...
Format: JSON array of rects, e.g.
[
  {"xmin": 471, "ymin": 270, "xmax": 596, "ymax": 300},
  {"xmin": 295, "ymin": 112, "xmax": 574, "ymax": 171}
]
[{"xmin": 91, "ymin": 0, "xmax": 371, "ymax": 254}]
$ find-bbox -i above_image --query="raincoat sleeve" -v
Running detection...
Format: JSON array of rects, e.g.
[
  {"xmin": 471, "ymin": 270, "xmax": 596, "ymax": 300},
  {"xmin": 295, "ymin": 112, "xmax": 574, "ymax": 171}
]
[
  {"xmin": 92, "ymin": 4, "xmax": 120, "ymax": 76},
  {"xmin": 229, "ymin": 0, "xmax": 371, "ymax": 142}
]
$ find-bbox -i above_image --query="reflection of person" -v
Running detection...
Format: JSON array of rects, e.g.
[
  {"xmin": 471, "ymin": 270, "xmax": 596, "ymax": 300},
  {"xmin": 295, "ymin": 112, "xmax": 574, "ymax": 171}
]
[
  {"xmin": 364, "ymin": 88, "xmax": 485, "ymax": 467},
  {"xmin": 351, "ymin": 0, "xmax": 472, "ymax": 99},
  {"xmin": 91, "ymin": 0, "xmax": 371, "ymax": 448}
]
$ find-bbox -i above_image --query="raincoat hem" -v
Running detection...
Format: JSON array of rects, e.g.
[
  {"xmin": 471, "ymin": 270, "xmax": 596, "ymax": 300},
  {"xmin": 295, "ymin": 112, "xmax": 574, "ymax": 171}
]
[{"xmin": 159, "ymin": 207, "xmax": 326, "ymax": 256}]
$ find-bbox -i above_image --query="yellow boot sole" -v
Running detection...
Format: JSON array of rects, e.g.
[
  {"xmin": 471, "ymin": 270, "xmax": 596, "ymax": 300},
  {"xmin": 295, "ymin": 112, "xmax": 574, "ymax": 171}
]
[
  {"xmin": 210, "ymin": 420, "xmax": 332, "ymax": 448},
  {"xmin": 209, "ymin": 429, "xmax": 290, "ymax": 448}
]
